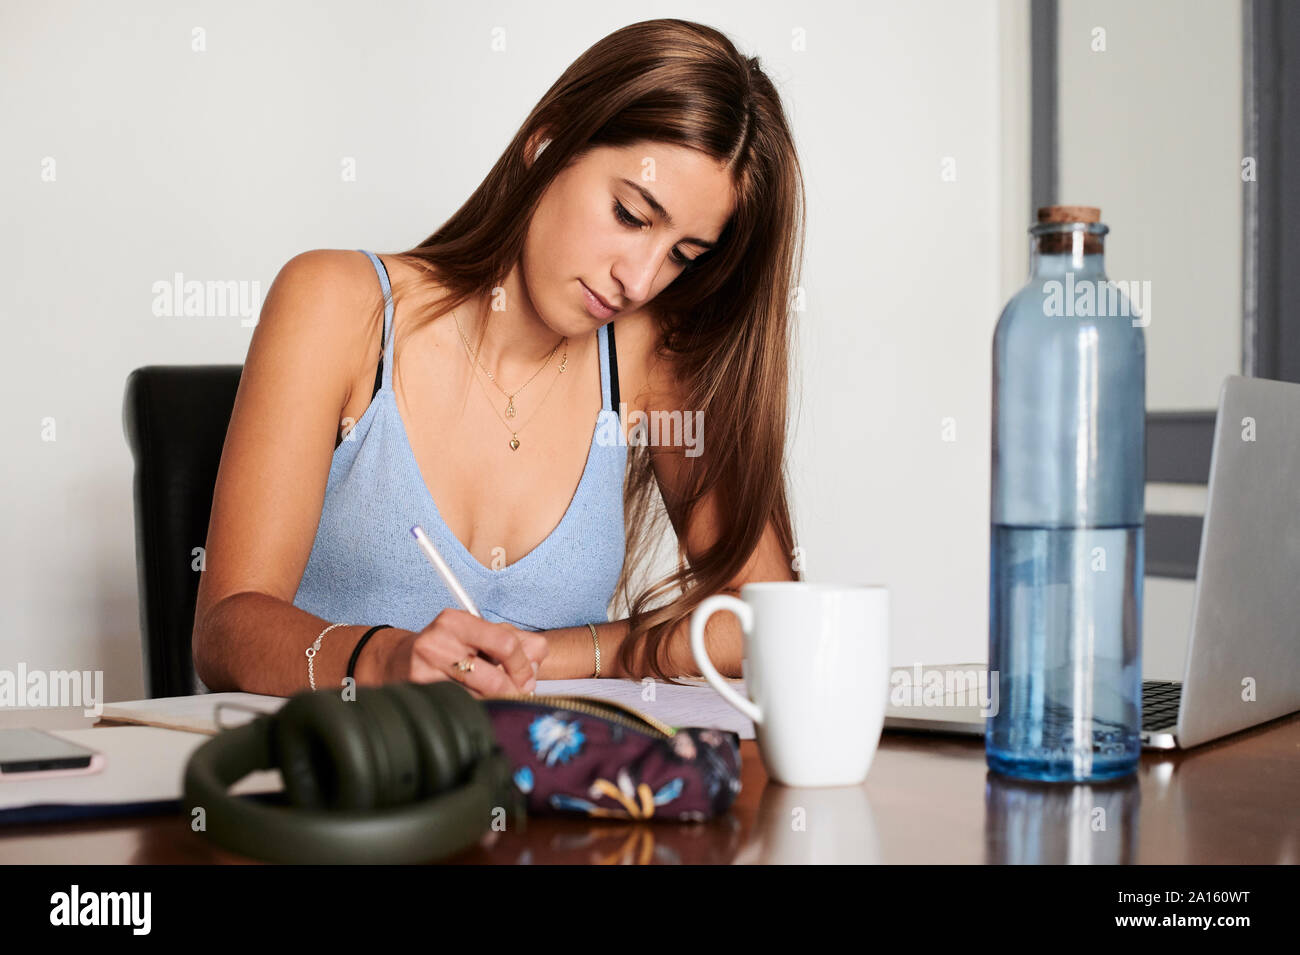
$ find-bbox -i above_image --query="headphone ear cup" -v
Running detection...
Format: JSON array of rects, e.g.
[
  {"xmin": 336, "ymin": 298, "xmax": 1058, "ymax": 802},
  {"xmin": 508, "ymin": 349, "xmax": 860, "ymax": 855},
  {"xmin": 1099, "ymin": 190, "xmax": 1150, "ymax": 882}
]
[
  {"xmin": 273, "ymin": 691, "xmax": 378, "ymax": 811},
  {"xmin": 385, "ymin": 683, "xmax": 467, "ymax": 796},
  {"xmin": 413, "ymin": 681, "xmax": 498, "ymax": 764},
  {"xmin": 351, "ymin": 688, "xmax": 422, "ymax": 808},
  {"xmin": 272, "ymin": 682, "xmax": 497, "ymax": 816}
]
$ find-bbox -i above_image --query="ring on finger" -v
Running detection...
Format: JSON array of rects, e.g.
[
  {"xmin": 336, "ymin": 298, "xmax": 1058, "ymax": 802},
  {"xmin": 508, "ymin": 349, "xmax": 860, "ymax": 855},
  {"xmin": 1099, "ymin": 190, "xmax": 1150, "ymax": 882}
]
[{"xmin": 453, "ymin": 656, "xmax": 476, "ymax": 673}]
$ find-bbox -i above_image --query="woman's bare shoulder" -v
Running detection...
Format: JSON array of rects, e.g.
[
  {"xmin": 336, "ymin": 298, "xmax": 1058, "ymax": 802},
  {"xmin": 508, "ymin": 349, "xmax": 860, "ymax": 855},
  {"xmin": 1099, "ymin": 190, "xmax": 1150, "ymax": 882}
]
[
  {"xmin": 370, "ymin": 253, "xmax": 456, "ymax": 323},
  {"xmin": 258, "ymin": 249, "xmax": 393, "ymax": 413},
  {"xmin": 274, "ymin": 249, "xmax": 378, "ymax": 300}
]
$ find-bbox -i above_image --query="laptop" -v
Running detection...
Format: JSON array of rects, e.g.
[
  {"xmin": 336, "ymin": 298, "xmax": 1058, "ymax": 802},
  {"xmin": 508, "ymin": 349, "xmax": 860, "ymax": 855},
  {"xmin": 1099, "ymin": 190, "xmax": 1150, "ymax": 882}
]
[{"xmin": 884, "ymin": 374, "xmax": 1300, "ymax": 750}]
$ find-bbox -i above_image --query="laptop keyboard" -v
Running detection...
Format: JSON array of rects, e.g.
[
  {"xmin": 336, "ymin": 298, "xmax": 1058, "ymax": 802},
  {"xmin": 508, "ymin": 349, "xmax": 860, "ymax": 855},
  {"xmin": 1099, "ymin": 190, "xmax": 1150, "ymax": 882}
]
[{"xmin": 1142, "ymin": 680, "xmax": 1182, "ymax": 732}]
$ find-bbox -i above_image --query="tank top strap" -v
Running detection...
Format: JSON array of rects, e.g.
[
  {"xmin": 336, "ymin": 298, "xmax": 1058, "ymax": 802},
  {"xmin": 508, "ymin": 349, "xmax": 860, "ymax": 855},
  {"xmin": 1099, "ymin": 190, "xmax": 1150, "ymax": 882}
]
[
  {"xmin": 598, "ymin": 320, "xmax": 617, "ymax": 412},
  {"xmin": 356, "ymin": 249, "xmax": 396, "ymax": 390}
]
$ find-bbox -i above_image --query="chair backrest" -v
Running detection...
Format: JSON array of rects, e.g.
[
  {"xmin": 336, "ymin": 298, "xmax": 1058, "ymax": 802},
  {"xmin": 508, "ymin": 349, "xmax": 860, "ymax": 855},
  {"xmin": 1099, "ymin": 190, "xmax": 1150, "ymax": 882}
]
[
  {"xmin": 123, "ymin": 365, "xmax": 243, "ymax": 698},
  {"xmin": 1144, "ymin": 410, "xmax": 1216, "ymax": 579}
]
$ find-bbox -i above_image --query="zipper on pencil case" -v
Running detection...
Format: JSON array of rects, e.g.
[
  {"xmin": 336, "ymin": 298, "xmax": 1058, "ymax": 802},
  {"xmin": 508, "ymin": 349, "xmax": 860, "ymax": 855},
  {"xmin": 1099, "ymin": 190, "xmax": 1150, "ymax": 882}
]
[{"xmin": 485, "ymin": 693, "xmax": 677, "ymax": 739}]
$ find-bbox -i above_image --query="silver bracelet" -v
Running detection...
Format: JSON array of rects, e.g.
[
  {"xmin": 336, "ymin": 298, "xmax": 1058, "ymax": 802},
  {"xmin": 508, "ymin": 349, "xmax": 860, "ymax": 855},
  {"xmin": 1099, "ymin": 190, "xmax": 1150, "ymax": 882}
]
[{"xmin": 307, "ymin": 622, "xmax": 350, "ymax": 691}]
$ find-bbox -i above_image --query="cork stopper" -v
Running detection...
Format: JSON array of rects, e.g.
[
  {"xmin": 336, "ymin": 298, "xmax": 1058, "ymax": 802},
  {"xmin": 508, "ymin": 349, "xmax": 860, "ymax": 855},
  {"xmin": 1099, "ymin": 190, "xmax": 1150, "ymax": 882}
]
[
  {"xmin": 1034, "ymin": 205, "xmax": 1104, "ymax": 254},
  {"xmin": 1037, "ymin": 205, "xmax": 1101, "ymax": 224}
]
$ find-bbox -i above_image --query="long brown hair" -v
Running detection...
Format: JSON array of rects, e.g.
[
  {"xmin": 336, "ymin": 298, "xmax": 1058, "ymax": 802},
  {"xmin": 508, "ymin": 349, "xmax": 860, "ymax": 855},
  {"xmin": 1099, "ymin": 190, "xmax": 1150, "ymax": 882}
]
[{"xmin": 371, "ymin": 18, "xmax": 806, "ymax": 682}]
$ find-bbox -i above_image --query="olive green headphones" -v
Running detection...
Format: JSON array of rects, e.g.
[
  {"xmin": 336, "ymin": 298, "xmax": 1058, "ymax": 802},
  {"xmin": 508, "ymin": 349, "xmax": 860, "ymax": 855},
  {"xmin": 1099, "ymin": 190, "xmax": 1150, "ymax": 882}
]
[{"xmin": 183, "ymin": 681, "xmax": 523, "ymax": 864}]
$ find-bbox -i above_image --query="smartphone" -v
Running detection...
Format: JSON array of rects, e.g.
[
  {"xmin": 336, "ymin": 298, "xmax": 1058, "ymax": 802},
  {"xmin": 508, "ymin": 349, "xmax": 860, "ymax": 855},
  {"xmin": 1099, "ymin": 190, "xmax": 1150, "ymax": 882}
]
[{"xmin": 0, "ymin": 728, "xmax": 106, "ymax": 781}]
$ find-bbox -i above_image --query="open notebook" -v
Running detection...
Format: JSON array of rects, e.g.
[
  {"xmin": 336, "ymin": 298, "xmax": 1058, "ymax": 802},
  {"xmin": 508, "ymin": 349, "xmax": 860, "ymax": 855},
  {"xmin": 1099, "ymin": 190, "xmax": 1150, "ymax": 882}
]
[{"xmin": 94, "ymin": 678, "xmax": 756, "ymax": 739}]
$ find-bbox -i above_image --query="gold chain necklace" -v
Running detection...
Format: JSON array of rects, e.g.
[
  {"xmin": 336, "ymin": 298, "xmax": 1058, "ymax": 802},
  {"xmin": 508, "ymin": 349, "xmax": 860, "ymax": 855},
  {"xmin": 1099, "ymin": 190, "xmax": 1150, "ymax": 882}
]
[
  {"xmin": 454, "ymin": 320, "xmax": 568, "ymax": 450},
  {"xmin": 454, "ymin": 315, "xmax": 566, "ymax": 419}
]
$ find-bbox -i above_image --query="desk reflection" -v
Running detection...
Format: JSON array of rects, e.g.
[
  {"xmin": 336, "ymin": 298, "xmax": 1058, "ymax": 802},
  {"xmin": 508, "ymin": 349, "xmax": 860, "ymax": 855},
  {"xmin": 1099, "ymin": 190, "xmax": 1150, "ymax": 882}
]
[
  {"xmin": 983, "ymin": 772, "xmax": 1140, "ymax": 864},
  {"xmin": 14, "ymin": 721, "xmax": 1299, "ymax": 864},
  {"xmin": 733, "ymin": 781, "xmax": 879, "ymax": 864}
]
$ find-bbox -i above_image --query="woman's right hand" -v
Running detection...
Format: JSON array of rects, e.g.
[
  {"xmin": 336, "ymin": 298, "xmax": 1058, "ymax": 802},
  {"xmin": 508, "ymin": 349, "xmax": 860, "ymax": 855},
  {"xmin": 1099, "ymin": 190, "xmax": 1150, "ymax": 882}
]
[{"xmin": 380, "ymin": 608, "xmax": 547, "ymax": 696}]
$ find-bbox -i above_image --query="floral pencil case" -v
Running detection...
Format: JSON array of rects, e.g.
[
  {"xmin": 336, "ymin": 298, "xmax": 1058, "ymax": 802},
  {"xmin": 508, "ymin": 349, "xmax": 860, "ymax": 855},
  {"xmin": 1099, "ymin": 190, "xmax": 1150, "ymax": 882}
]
[{"xmin": 481, "ymin": 694, "xmax": 742, "ymax": 822}]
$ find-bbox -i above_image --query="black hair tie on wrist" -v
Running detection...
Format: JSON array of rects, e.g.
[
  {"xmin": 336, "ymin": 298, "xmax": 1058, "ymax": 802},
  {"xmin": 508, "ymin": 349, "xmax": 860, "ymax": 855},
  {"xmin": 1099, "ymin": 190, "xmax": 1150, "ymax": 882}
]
[{"xmin": 348, "ymin": 625, "xmax": 395, "ymax": 684}]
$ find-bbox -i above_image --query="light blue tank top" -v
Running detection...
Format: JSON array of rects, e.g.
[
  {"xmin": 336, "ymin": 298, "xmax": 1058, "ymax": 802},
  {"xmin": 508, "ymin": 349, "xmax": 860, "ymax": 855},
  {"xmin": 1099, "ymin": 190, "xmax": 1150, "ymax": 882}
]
[{"xmin": 292, "ymin": 250, "xmax": 628, "ymax": 634}]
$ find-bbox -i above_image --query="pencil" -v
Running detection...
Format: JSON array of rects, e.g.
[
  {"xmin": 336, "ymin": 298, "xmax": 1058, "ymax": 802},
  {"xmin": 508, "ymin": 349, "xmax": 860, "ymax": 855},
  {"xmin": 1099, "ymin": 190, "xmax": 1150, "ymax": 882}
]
[{"xmin": 410, "ymin": 525, "xmax": 481, "ymax": 617}]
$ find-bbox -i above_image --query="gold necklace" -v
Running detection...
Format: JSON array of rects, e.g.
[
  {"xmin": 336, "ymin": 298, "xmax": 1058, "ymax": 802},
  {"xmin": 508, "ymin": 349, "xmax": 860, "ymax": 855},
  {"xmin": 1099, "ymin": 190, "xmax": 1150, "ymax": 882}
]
[
  {"xmin": 456, "ymin": 326, "xmax": 569, "ymax": 450},
  {"xmin": 467, "ymin": 342, "xmax": 568, "ymax": 450},
  {"xmin": 454, "ymin": 315, "xmax": 566, "ymax": 419}
]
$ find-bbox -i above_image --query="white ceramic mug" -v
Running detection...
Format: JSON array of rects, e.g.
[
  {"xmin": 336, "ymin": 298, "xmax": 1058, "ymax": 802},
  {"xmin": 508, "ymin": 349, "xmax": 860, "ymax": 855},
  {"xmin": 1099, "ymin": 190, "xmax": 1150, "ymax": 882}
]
[{"xmin": 690, "ymin": 581, "xmax": 890, "ymax": 787}]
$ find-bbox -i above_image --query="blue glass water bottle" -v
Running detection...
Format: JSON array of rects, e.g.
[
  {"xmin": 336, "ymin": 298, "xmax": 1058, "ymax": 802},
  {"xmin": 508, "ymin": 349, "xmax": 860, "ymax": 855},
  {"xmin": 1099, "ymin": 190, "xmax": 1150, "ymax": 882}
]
[{"xmin": 988, "ymin": 205, "xmax": 1145, "ymax": 782}]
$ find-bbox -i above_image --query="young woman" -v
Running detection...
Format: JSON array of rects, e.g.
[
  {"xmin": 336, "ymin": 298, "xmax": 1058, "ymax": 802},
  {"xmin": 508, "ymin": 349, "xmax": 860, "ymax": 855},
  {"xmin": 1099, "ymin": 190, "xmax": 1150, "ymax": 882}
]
[{"xmin": 193, "ymin": 19, "xmax": 805, "ymax": 698}]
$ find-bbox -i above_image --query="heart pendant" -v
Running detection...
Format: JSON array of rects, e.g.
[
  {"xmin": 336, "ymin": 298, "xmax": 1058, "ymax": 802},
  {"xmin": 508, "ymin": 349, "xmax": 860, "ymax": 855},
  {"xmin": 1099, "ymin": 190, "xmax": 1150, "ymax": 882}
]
[{"xmin": 509, "ymin": 436, "xmax": 520, "ymax": 450}]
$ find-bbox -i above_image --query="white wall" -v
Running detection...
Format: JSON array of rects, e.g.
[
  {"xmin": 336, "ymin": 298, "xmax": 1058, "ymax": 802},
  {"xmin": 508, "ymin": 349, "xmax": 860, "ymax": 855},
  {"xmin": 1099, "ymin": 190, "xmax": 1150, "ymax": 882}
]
[
  {"xmin": 1058, "ymin": 0, "xmax": 1242, "ymax": 411},
  {"xmin": 3, "ymin": 0, "xmax": 1030, "ymax": 701},
  {"xmin": 789, "ymin": 0, "xmax": 1024, "ymax": 671},
  {"xmin": 1058, "ymin": 0, "xmax": 1244, "ymax": 679}
]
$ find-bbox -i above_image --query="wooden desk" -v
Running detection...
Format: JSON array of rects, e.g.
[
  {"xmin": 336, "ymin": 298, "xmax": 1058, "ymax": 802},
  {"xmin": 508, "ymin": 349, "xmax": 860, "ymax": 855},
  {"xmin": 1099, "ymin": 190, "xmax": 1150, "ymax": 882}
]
[{"xmin": 3, "ymin": 712, "xmax": 1298, "ymax": 864}]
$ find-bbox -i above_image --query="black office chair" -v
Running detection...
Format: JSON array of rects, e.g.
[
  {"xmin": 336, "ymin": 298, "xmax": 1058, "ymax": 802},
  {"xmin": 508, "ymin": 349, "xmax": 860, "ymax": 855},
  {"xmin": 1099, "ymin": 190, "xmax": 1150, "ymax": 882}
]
[{"xmin": 123, "ymin": 365, "xmax": 243, "ymax": 698}]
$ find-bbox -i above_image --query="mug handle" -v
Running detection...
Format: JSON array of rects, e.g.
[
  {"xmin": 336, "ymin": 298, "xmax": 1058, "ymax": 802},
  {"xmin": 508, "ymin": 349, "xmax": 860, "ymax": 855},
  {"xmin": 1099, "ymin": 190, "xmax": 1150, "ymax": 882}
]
[{"xmin": 690, "ymin": 594, "xmax": 761, "ymax": 725}]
